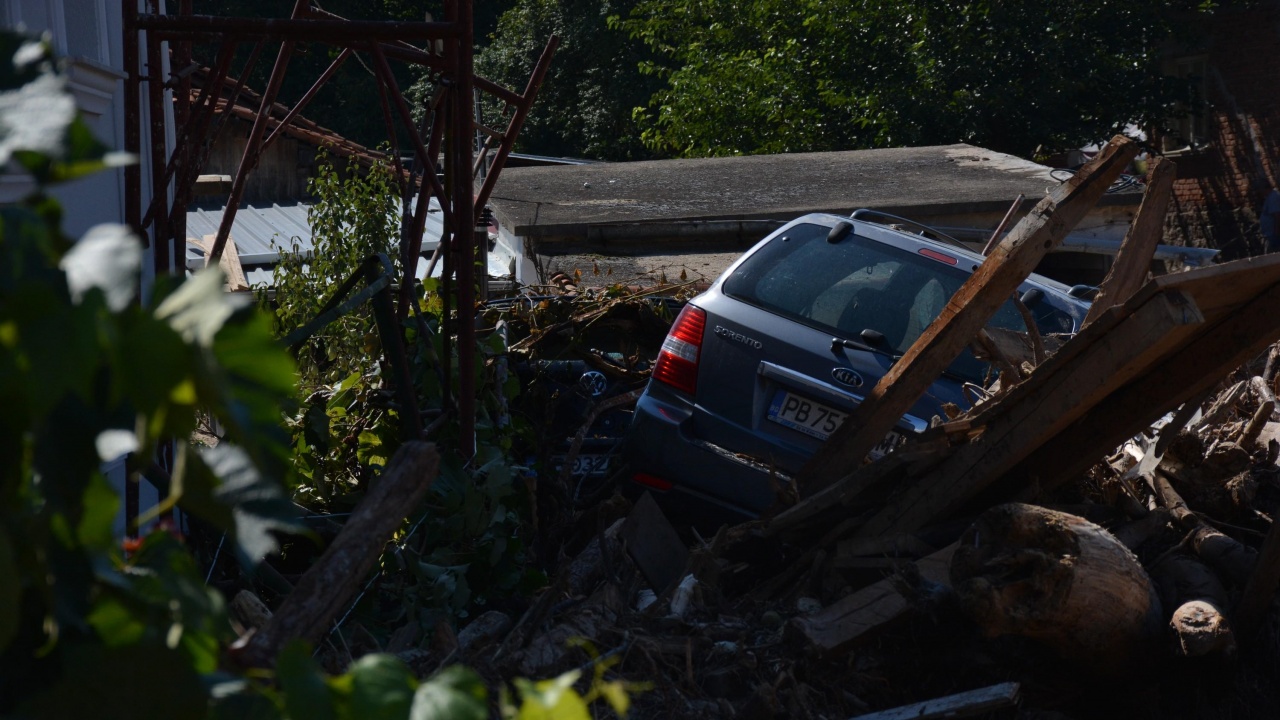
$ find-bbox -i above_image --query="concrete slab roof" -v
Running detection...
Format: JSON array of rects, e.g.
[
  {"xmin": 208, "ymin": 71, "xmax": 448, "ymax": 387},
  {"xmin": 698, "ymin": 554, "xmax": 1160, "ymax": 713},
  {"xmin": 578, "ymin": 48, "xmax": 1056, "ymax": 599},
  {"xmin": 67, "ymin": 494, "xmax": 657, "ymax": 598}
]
[{"xmin": 488, "ymin": 143, "xmax": 1140, "ymax": 238}]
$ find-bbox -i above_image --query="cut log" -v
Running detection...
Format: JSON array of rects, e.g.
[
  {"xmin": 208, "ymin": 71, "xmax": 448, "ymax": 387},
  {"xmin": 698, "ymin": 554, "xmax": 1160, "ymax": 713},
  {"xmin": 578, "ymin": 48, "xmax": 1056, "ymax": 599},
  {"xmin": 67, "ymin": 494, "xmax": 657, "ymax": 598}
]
[
  {"xmin": 950, "ymin": 504, "xmax": 1162, "ymax": 672},
  {"xmin": 231, "ymin": 441, "xmax": 439, "ymax": 667},
  {"xmin": 1190, "ymin": 526, "xmax": 1258, "ymax": 586},
  {"xmin": 1150, "ymin": 554, "xmax": 1235, "ymax": 658},
  {"xmin": 1082, "ymin": 156, "xmax": 1175, "ymax": 327},
  {"xmin": 799, "ymin": 135, "xmax": 1138, "ymax": 493}
]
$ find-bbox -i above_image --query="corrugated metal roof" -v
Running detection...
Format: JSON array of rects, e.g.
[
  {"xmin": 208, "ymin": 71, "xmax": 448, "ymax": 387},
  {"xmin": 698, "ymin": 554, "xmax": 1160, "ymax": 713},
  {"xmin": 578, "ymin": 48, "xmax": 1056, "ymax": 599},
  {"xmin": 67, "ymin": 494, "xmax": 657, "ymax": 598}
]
[{"xmin": 185, "ymin": 199, "xmax": 447, "ymax": 286}]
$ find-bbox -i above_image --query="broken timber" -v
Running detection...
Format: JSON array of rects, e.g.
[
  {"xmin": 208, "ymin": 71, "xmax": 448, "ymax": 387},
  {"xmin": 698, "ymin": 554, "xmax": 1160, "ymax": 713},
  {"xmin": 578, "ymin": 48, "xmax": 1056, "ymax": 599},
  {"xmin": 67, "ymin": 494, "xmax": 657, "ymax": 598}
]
[
  {"xmin": 854, "ymin": 252, "xmax": 1280, "ymax": 541},
  {"xmin": 232, "ymin": 441, "xmax": 439, "ymax": 667},
  {"xmin": 1082, "ymin": 156, "xmax": 1175, "ymax": 327},
  {"xmin": 799, "ymin": 135, "xmax": 1139, "ymax": 494}
]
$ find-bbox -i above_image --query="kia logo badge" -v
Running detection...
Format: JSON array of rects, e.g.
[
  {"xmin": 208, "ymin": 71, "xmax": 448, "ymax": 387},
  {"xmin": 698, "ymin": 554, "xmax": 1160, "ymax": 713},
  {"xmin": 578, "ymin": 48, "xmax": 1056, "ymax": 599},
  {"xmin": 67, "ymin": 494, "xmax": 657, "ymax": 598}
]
[{"xmin": 832, "ymin": 367, "xmax": 864, "ymax": 388}]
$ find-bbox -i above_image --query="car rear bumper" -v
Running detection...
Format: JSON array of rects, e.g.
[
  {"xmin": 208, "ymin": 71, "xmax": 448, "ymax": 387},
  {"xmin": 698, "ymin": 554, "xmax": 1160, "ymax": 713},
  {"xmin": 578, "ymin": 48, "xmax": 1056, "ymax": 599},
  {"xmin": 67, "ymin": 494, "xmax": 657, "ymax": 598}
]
[{"xmin": 623, "ymin": 388, "xmax": 790, "ymax": 524}]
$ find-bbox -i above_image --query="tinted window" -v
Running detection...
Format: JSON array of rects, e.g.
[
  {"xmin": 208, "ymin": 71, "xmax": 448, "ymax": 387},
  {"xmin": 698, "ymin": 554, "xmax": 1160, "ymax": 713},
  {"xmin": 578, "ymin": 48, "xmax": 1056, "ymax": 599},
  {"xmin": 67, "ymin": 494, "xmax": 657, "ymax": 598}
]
[{"xmin": 724, "ymin": 223, "xmax": 1076, "ymax": 383}]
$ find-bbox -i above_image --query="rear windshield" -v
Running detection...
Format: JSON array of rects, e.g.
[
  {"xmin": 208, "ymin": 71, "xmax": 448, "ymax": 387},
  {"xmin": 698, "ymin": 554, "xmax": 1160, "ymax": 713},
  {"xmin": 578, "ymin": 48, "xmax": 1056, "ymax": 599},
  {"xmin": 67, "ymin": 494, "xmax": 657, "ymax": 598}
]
[{"xmin": 723, "ymin": 222, "xmax": 1078, "ymax": 384}]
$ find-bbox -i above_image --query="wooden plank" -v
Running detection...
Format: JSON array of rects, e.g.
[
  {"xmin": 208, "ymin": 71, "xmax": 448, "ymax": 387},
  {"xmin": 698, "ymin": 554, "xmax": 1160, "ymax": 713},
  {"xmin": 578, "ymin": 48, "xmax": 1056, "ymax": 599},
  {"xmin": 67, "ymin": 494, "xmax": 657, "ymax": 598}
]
[
  {"xmin": 1009, "ymin": 281, "xmax": 1280, "ymax": 495},
  {"xmin": 788, "ymin": 544, "xmax": 955, "ymax": 656},
  {"xmin": 207, "ymin": 232, "xmax": 250, "ymax": 292},
  {"xmin": 1127, "ymin": 251, "xmax": 1280, "ymax": 319},
  {"xmin": 1083, "ymin": 156, "xmax": 1175, "ymax": 327},
  {"xmin": 850, "ymin": 682, "xmax": 1021, "ymax": 720},
  {"xmin": 188, "ymin": 233, "xmax": 250, "ymax": 292},
  {"xmin": 853, "ymin": 289, "xmax": 1203, "ymax": 540},
  {"xmin": 798, "ymin": 136, "xmax": 1138, "ymax": 493}
]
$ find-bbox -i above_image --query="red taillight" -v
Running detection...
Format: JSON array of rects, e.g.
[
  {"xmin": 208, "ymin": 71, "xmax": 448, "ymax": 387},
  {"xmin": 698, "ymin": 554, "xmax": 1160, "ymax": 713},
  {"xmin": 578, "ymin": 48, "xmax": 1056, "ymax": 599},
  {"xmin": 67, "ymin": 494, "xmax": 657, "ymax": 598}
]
[
  {"xmin": 632, "ymin": 472, "xmax": 673, "ymax": 491},
  {"xmin": 652, "ymin": 304, "xmax": 706, "ymax": 394}
]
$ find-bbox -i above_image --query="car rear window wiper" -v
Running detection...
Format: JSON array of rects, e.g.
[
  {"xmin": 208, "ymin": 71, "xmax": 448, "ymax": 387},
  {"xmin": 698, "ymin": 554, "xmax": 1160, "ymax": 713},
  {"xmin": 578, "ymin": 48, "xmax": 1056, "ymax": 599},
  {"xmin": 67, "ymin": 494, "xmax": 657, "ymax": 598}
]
[{"xmin": 831, "ymin": 328, "xmax": 901, "ymax": 361}]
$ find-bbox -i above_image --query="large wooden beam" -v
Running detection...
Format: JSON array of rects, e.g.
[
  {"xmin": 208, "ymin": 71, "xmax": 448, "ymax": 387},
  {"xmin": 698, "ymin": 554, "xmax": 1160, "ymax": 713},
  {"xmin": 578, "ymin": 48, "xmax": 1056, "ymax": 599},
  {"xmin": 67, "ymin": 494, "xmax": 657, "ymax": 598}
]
[
  {"xmin": 1083, "ymin": 157, "xmax": 1175, "ymax": 327},
  {"xmin": 851, "ymin": 289, "xmax": 1203, "ymax": 540},
  {"xmin": 798, "ymin": 136, "xmax": 1138, "ymax": 494},
  {"xmin": 1010, "ymin": 281, "xmax": 1280, "ymax": 495},
  {"xmin": 232, "ymin": 441, "xmax": 439, "ymax": 667}
]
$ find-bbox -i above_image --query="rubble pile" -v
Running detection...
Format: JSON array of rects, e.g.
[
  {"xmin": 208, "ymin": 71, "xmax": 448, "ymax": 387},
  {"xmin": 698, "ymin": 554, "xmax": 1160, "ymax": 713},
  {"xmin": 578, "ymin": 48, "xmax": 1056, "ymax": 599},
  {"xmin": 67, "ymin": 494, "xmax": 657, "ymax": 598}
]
[
  {"xmin": 227, "ymin": 136, "xmax": 1280, "ymax": 718},
  {"xmin": 459, "ymin": 137, "xmax": 1280, "ymax": 718}
]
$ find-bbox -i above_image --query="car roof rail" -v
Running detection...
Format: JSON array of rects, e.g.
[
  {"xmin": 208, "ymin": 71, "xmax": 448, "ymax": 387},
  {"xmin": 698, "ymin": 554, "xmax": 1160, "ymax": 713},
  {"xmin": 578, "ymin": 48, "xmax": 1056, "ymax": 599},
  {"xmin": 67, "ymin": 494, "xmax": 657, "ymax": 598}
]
[{"xmin": 849, "ymin": 208, "xmax": 968, "ymax": 250}]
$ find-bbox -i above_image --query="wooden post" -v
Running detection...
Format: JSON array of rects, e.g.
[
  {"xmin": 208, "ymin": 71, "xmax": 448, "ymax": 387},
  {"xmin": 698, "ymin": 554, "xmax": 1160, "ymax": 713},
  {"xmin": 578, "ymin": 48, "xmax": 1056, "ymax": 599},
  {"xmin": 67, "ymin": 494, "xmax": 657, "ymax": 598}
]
[
  {"xmin": 232, "ymin": 441, "xmax": 439, "ymax": 667},
  {"xmin": 799, "ymin": 136, "xmax": 1138, "ymax": 494},
  {"xmin": 1083, "ymin": 157, "xmax": 1176, "ymax": 327}
]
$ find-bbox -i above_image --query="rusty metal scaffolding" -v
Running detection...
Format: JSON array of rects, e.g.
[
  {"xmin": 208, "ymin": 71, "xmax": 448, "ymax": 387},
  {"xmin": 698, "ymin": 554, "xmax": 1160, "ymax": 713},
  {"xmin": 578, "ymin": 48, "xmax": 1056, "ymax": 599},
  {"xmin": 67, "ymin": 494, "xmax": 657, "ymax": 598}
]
[{"xmin": 121, "ymin": 1, "xmax": 557, "ymax": 477}]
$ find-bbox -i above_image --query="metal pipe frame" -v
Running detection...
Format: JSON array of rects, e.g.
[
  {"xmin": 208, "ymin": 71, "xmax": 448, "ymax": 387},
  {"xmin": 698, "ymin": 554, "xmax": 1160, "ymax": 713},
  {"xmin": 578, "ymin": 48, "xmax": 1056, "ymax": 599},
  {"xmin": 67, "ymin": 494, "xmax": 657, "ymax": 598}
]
[
  {"xmin": 134, "ymin": 14, "xmax": 459, "ymax": 42},
  {"xmin": 207, "ymin": 0, "xmax": 306, "ymax": 263},
  {"xmin": 129, "ymin": 0, "xmax": 552, "ymax": 463}
]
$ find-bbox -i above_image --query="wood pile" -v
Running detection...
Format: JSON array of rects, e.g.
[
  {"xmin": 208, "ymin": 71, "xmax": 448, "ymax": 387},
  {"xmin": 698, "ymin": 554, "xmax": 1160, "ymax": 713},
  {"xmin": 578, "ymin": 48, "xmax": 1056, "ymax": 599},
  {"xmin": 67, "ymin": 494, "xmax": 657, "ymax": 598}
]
[{"xmin": 452, "ymin": 137, "xmax": 1280, "ymax": 717}]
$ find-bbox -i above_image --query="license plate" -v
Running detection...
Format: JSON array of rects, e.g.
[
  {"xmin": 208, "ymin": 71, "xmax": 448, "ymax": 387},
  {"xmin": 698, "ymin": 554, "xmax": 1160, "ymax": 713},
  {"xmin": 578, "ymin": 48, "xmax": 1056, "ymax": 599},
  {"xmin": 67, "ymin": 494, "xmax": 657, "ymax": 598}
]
[
  {"xmin": 767, "ymin": 390, "xmax": 905, "ymax": 458},
  {"xmin": 768, "ymin": 391, "xmax": 847, "ymax": 440},
  {"xmin": 553, "ymin": 453, "xmax": 612, "ymax": 478}
]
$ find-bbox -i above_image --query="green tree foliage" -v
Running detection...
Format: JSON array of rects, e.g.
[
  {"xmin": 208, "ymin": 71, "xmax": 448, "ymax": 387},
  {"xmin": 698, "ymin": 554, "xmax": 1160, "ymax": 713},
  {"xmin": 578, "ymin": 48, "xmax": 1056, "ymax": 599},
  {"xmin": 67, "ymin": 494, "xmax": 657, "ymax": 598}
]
[
  {"xmin": 476, "ymin": 0, "xmax": 662, "ymax": 160},
  {"xmin": 617, "ymin": 0, "xmax": 1212, "ymax": 158}
]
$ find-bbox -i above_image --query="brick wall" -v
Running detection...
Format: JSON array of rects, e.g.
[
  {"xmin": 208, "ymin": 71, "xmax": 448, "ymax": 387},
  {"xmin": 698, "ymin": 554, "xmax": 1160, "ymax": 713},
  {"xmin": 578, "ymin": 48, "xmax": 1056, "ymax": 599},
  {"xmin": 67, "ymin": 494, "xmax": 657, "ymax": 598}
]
[{"xmin": 1164, "ymin": 2, "xmax": 1280, "ymax": 260}]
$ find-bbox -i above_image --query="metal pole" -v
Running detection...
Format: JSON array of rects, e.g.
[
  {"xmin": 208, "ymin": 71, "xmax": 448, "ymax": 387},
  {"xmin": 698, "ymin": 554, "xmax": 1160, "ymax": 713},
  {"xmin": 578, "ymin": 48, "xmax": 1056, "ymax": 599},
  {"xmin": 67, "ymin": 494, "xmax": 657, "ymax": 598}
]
[
  {"xmin": 208, "ymin": 2, "xmax": 306, "ymax": 263},
  {"xmin": 146, "ymin": 0, "xmax": 171, "ymax": 274},
  {"xmin": 981, "ymin": 194, "xmax": 1025, "ymax": 257},
  {"xmin": 472, "ymin": 36, "xmax": 558, "ymax": 219},
  {"xmin": 134, "ymin": 14, "xmax": 460, "ymax": 42},
  {"xmin": 123, "ymin": 0, "xmax": 141, "ymax": 534},
  {"xmin": 450, "ymin": 0, "xmax": 477, "ymax": 459},
  {"xmin": 260, "ymin": 47, "xmax": 353, "ymax": 153}
]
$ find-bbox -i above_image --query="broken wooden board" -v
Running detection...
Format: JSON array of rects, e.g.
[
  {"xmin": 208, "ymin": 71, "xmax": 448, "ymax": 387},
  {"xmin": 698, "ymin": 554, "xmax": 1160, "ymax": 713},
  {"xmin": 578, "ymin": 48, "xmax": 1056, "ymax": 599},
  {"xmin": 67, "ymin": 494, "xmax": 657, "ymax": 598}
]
[
  {"xmin": 1007, "ymin": 275, "xmax": 1280, "ymax": 496},
  {"xmin": 798, "ymin": 136, "xmax": 1139, "ymax": 494},
  {"xmin": 787, "ymin": 544, "xmax": 955, "ymax": 656},
  {"xmin": 852, "ymin": 287, "xmax": 1203, "ymax": 540},
  {"xmin": 1083, "ymin": 156, "xmax": 1175, "ymax": 327},
  {"xmin": 852, "ymin": 681, "xmax": 1021, "ymax": 720},
  {"xmin": 188, "ymin": 233, "xmax": 250, "ymax": 291},
  {"xmin": 854, "ymin": 253, "xmax": 1280, "ymax": 540}
]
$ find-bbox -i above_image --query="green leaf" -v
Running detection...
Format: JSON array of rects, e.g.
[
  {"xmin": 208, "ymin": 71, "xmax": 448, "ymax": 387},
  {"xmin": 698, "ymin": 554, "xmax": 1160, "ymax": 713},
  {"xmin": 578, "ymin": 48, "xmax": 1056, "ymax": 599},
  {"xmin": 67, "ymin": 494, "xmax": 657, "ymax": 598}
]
[
  {"xmin": 278, "ymin": 641, "xmax": 336, "ymax": 720},
  {"xmin": 76, "ymin": 472, "xmax": 120, "ymax": 548},
  {"xmin": 514, "ymin": 671, "xmax": 590, "ymax": 720},
  {"xmin": 87, "ymin": 595, "xmax": 146, "ymax": 647},
  {"xmin": 0, "ymin": 530, "xmax": 18, "ymax": 653},
  {"xmin": 183, "ymin": 443, "xmax": 303, "ymax": 565},
  {"xmin": 349, "ymin": 654, "xmax": 417, "ymax": 720},
  {"xmin": 409, "ymin": 666, "xmax": 487, "ymax": 720}
]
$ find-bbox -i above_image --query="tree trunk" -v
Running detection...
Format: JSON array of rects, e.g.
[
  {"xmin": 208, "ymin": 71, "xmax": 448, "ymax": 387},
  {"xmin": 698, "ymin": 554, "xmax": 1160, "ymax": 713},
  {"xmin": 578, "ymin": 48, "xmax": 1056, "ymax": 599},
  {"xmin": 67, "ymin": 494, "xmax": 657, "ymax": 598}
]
[{"xmin": 950, "ymin": 503, "xmax": 1162, "ymax": 672}]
